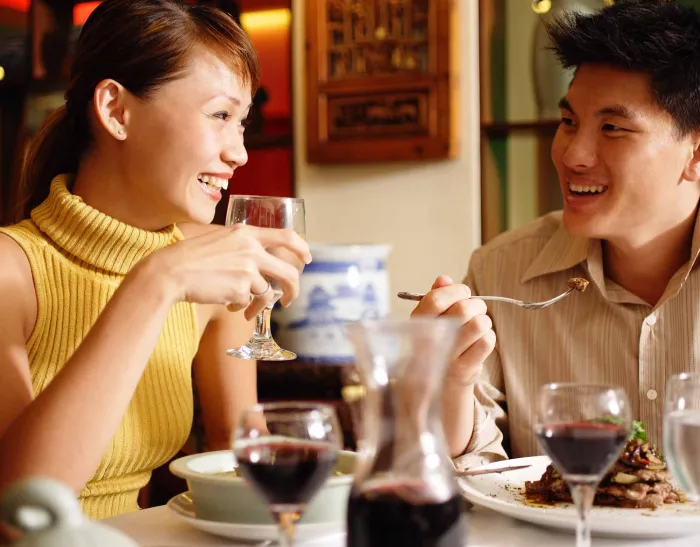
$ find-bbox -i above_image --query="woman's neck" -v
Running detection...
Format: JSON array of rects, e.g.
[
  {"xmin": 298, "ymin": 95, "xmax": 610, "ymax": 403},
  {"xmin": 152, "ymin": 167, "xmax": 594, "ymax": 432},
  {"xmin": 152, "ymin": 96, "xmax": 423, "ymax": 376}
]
[{"xmin": 72, "ymin": 153, "xmax": 172, "ymax": 232}]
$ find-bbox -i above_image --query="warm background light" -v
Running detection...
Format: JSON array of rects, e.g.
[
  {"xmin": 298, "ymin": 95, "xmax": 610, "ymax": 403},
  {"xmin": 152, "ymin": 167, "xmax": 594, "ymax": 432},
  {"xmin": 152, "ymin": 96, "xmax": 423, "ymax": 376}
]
[
  {"xmin": 240, "ymin": 8, "xmax": 291, "ymax": 31},
  {"xmin": 0, "ymin": 66, "xmax": 5, "ymax": 81},
  {"xmin": 0, "ymin": 0, "xmax": 29, "ymax": 11},
  {"xmin": 74, "ymin": 1, "xmax": 100, "ymax": 26},
  {"xmin": 240, "ymin": 8, "xmax": 291, "ymax": 119}
]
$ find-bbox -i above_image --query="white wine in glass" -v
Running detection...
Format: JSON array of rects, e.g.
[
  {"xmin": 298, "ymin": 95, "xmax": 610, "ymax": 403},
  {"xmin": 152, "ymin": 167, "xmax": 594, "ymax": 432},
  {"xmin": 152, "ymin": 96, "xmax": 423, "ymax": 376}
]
[
  {"xmin": 664, "ymin": 372, "xmax": 700, "ymax": 502},
  {"xmin": 226, "ymin": 195, "xmax": 305, "ymax": 361}
]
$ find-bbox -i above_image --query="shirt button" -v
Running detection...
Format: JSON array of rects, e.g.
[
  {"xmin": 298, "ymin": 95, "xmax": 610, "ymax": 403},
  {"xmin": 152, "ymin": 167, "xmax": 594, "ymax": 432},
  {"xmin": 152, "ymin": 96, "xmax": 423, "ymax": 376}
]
[
  {"xmin": 645, "ymin": 314, "xmax": 657, "ymax": 326},
  {"xmin": 647, "ymin": 389, "xmax": 658, "ymax": 401}
]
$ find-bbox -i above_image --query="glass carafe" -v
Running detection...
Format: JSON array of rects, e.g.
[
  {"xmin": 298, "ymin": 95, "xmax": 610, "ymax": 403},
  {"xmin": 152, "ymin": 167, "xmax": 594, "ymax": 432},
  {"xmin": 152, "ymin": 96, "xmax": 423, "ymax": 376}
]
[{"xmin": 345, "ymin": 317, "xmax": 468, "ymax": 547}]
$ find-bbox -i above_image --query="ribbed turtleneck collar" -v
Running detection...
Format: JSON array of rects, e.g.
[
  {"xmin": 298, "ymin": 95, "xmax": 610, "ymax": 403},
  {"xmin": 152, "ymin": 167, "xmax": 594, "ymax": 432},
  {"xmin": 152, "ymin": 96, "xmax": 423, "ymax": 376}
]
[{"xmin": 31, "ymin": 174, "xmax": 181, "ymax": 275}]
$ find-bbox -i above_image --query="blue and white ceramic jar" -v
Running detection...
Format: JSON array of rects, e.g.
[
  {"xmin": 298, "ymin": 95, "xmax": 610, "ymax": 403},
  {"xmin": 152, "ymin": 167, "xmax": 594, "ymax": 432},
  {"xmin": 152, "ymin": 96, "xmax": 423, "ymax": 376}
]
[{"xmin": 272, "ymin": 243, "xmax": 391, "ymax": 364}]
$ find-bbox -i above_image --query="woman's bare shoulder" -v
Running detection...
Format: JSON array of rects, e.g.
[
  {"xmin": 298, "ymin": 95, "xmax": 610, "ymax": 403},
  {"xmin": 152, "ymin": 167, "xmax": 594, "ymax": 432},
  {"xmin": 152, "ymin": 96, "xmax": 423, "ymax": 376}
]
[
  {"xmin": 0, "ymin": 232, "xmax": 33, "ymax": 282},
  {"xmin": 0, "ymin": 232, "xmax": 36, "ymax": 340}
]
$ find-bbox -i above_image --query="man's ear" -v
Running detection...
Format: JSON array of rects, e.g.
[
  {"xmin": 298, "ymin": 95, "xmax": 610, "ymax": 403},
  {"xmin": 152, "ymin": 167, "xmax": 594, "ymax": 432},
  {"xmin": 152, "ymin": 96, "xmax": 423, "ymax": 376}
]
[
  {"xmin": 92, "ymin": 78, "xmax": 128, "ymax": 141},
  {"xmin": 683, "ymin": 132, "xmax": 700, "ymax": 182}
]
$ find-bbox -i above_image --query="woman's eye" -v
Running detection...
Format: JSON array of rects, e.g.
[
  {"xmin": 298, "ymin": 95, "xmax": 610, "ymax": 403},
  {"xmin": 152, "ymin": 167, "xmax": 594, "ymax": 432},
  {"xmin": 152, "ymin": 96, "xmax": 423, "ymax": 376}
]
[
  {"xmin": 213, "ymin": 112, "xmax": 231, "ymax": 121},
  {"xmin": 240, "ymin": 118, "xmax": 252, "ymax": 128}
]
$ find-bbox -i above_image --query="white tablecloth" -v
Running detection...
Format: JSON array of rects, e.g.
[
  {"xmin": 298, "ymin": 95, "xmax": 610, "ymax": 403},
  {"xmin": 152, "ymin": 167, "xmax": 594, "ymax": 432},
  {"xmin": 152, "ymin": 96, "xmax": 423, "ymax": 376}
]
[{"xmin": 105, "ymin": 504, "xmax": 700, "ymax": 546}]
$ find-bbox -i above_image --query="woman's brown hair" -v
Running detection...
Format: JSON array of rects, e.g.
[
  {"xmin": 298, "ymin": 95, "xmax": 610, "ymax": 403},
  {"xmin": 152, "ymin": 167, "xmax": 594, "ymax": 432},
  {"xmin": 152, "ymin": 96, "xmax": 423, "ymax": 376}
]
[{"xmin": 10, "ymin": 0, "xmax": 259, "ymax": 224}]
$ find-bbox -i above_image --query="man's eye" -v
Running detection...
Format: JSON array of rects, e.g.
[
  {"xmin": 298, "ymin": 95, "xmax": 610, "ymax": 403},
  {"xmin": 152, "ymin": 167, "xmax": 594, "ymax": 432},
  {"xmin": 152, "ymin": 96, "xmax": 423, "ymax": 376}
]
[
  {"xmin": 602, "ymin": 123, "xmax": 624, "ymax": 131},
  {"xmin": 559, "ymin": 116, "xmax": 575, "ymax": 127}
]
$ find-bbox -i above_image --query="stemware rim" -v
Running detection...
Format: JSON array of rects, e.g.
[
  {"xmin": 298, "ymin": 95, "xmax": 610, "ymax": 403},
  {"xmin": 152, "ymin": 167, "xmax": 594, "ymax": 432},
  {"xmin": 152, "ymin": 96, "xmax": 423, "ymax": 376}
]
[
  {"xmin": 228, "ymin": 194, "xmax": 305, "ymax": 203},
  {"xmin": 669, "ymin": 372, "xmax": 700, "ymax": 382},
  {"xmin": 345, "ymin": 316, "xmax": 463, "ymax": 331},
  {"xmin": 539, "ymin": 382, "xmax": 626, "ymax": 394},
  {"xmin": 243, "ymin": 401, "xmax": 338, "ymax": 420}
]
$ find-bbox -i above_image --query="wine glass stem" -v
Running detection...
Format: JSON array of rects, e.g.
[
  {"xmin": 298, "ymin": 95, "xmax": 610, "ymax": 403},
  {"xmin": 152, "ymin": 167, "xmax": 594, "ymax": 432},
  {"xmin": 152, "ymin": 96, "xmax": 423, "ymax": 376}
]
[
  {"xmin": 254, "ymin": 290, "xmax": 281, "ymax": 340},
  {"xmin": 570, "ymin": 482, "xmax": 595, "ymax": 547},
  {"xmin": 254, "ymin": 305, "xmax": 274, "ymax": 340},
  {"xmin": 274, "ymin": 510, "xmax": 299, "ymax": 546}
]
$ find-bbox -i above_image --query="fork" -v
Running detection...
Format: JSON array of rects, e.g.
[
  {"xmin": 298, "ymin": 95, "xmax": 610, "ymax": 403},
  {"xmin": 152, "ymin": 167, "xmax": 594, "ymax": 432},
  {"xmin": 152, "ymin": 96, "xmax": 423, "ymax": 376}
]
[{"xmin": 397, "ymin": 287, "xmax": 576, "ymax": 310}]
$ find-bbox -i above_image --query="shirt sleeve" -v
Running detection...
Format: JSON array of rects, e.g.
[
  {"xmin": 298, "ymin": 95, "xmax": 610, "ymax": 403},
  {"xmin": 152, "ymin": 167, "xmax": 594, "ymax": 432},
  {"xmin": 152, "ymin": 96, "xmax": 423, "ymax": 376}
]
[{"xmin": 451, "ymin": 250, "xmax": 509, "ymax": 470}]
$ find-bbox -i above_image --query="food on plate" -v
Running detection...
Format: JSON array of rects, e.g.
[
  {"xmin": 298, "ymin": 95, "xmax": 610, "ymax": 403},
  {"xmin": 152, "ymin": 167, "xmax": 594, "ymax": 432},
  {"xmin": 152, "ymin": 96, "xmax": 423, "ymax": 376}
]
[{"xmin": 524, "ymin": 421, "xmax": 684, "ymax": 509}]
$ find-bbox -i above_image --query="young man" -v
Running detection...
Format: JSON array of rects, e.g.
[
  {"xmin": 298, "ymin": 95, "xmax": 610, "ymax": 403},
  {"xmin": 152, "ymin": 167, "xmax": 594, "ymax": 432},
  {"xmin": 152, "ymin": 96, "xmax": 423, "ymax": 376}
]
[{"xmin": 417, "ymin": 0, "xmax": 700, "ymax": 466}]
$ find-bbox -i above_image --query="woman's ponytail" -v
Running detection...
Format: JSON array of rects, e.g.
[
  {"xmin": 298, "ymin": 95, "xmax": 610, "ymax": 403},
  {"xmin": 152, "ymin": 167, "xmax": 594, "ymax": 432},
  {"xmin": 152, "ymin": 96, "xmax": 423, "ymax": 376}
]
[{"xmin": 10, "ymin": 104, "xmax": 82, "ymax": 224}]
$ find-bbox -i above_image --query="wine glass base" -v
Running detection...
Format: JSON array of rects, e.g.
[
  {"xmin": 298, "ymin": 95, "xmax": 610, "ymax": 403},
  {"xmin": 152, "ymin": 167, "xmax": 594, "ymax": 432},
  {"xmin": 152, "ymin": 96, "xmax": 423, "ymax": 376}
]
[{"xmin": 227, "ymin": 337, "xmax": 297, "ymax": 361}]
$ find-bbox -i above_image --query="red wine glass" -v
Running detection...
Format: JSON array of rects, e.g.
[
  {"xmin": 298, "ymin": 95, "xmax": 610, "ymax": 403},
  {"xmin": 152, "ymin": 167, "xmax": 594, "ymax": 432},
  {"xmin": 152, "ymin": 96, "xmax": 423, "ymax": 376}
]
[
  {"xmin": 233, "ymin": 402, "xmax": 343, "ymax": 546},
  {"xmin": 534, "ymin": 383, "xmax": 631, "ymax": 547}
]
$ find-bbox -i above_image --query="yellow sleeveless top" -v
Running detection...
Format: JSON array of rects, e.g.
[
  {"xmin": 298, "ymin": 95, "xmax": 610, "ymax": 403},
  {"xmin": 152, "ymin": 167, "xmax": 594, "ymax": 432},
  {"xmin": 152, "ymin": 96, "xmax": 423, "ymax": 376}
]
[{"xmin": 0, "ymin": 175, "xmax": 200, "ymax": 520}]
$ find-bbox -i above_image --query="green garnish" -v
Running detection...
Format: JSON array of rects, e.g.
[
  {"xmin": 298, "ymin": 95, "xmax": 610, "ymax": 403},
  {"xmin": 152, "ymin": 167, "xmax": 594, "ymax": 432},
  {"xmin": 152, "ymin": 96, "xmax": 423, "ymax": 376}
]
[{"xmin": 630, "ymin": 420, "xmax": 647, "ymax": 442}]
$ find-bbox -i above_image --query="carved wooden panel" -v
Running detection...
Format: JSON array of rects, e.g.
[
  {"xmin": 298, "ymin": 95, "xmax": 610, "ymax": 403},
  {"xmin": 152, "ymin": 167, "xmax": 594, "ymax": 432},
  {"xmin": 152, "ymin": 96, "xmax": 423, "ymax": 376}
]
[{"xmin": 305, "ymin": 0, "xmax": 458, "ymax": 163}]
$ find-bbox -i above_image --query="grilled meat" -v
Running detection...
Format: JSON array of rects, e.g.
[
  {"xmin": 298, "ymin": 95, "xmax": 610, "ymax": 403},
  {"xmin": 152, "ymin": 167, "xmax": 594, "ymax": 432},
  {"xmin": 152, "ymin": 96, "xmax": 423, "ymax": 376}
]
[{"xmin": 524, "ymin": 438, "xmax": 683, "ymax": 510}]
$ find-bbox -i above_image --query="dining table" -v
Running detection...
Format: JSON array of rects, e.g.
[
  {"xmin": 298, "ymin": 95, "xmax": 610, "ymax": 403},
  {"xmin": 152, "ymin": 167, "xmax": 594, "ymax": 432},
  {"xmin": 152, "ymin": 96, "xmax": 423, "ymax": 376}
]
[{"xmin": 104, "ymin": 503, "xmax": 700, "ymax": 546}]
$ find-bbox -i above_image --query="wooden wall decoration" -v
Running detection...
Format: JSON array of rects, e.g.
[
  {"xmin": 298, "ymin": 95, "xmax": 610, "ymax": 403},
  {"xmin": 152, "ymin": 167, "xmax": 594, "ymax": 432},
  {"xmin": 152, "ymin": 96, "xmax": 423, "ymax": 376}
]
[{"xmin": 305, "ymin": 0, "xmax": 458, "ymax": 163}]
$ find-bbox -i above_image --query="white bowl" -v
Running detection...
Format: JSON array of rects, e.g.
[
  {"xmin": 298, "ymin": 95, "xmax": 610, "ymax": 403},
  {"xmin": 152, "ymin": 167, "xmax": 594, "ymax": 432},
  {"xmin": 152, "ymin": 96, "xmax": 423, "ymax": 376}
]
[{"xmin": 169, "ymin": 450, "xmax": 355, "ymax": 525}]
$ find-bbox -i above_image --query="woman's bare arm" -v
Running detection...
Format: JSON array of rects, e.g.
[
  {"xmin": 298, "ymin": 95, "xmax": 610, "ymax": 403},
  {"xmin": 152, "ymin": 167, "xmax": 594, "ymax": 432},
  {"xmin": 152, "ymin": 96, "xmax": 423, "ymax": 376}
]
[
  {"xmin": 0, "ymin": 225, "xmax": 309, "ymax": 494},
  {"xmin": 193, "ymin": 305, "xmax": 257, "ymax": 451},
  {"xmin": 0, "ymin": 237, "xmax": 177, "ymax": 493}
]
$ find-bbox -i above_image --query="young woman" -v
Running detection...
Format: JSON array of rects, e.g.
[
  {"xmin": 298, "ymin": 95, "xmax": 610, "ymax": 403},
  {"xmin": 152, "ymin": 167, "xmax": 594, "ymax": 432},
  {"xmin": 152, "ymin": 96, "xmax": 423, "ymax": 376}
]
[{"xmin": 0, "ymin": 0, "xmax": 310, "ymax": 520}]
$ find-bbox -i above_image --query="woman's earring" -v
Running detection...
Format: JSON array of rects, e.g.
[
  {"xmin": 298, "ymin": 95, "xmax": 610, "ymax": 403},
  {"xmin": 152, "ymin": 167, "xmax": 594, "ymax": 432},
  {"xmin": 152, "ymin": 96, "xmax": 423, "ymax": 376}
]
[{"xmin": 117, "ymin": 128, "xmax": 125, "ymax": 136}]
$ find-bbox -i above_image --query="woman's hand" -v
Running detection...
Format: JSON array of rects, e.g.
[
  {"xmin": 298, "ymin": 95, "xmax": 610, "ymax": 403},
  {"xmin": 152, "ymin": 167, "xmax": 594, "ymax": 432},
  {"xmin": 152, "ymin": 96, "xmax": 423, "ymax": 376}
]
[
  {"xmin": 411, "ymin": 275, "xmax": 496, "ymax": 386},
  {"xmin": 140, "ymin": 224, "xmax": 311, "ymax": 318}
]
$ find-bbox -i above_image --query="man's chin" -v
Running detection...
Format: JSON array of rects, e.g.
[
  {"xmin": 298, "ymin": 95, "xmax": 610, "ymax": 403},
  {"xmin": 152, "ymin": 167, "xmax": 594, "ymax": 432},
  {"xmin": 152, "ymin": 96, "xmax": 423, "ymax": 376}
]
[{"xmin": 561, "ymin": 211, "xmax": 607, "ymax": 239}]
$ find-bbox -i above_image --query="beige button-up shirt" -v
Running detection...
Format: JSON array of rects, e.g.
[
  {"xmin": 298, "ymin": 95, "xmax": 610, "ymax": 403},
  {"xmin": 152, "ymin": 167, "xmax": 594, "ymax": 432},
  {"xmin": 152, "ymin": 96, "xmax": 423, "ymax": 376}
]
[{"xmin": 452, "ymin": 211, "xmax": 700, "ymax": 470}]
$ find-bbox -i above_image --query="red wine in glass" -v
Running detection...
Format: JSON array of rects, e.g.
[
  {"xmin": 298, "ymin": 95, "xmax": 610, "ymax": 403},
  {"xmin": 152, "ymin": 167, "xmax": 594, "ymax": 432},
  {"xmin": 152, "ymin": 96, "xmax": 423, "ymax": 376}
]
[
  {"xmin": 536, "ymin": 422, "xmax": 628, "ymax": 478},
  {"xmin": 534, "ymin": 384, "xmax": 631, "ymax": 547},
  {"xmin": 346, "ymin": 482, "xmax": 467, "ymax": 547},
  {"xmin": 236, "ymin": 440, "xmax": 338, "ymax": 506}
]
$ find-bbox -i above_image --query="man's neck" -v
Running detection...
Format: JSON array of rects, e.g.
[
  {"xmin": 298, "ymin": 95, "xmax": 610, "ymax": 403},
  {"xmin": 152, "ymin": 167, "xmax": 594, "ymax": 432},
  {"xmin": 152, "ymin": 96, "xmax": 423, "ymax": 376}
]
[{"xmin": 603, "ymin": 210, "xmax": 698, "ymax": 306}]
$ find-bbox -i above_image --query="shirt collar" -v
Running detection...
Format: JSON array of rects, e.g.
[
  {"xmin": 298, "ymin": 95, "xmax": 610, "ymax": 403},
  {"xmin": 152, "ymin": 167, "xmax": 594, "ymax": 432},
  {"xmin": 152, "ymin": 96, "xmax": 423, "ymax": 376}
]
[
  {"xmin": 521, "ymin": 208, "xmax": 700, "ymax": 305},
  {"xmin": 521, "ymin": 222, "xmax": 589, "ymax": 284}
]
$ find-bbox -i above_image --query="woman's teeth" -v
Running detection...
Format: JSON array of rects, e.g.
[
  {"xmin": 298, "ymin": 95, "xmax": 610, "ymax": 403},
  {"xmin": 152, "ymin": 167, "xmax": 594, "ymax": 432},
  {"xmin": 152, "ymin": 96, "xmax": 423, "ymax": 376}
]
[
  {"xmin": 197, "ymin": 174, "xmax": 228, "ymax": 190},
  {"xmin": 569, "ymin": 183, "xmax": 606, "ymax": 194}
]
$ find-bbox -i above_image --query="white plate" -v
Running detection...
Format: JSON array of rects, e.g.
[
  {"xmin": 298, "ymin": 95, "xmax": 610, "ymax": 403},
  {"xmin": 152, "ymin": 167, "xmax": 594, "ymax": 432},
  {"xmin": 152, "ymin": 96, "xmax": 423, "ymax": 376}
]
[
  {"xmin": 459, "ymin": 456, "xmax": 700, "ymax": 539},
  {"xmin": 166, "ymin": 492, "xmax": 345, "ymax": 543}
]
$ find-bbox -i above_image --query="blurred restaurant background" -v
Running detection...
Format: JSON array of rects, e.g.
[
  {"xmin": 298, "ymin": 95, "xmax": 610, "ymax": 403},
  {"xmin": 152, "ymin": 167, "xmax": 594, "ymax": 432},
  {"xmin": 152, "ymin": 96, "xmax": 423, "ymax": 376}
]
[{"xmin": 3, "ymin": 0, "xmax": 700, "ymax": 507}]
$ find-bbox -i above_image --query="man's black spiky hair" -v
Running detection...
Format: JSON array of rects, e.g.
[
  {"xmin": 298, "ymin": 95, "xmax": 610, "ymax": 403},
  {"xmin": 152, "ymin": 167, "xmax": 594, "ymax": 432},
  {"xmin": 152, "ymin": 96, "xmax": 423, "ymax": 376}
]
[{"xmin": 547, "ymin": 0, "xmax": 700, "ymax": 135}]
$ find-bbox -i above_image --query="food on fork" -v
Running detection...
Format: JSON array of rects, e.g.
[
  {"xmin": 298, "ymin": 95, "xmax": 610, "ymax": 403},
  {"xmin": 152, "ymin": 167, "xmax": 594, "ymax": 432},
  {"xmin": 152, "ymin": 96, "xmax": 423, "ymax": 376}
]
[
  {"xmin": 567, "ymin": 277, "xmax": 590, "ymax": 292},
  {"xmin": 524, "ymin": 421, "xmax": 684, "ymax": 510}
]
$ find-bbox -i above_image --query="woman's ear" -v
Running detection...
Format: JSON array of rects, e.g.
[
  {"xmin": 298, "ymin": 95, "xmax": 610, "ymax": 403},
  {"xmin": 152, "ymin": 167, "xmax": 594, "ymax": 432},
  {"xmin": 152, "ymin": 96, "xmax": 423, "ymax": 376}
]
[{"xmin": 92, "ymin": 79, "xmax": 128, "ymax": 141}]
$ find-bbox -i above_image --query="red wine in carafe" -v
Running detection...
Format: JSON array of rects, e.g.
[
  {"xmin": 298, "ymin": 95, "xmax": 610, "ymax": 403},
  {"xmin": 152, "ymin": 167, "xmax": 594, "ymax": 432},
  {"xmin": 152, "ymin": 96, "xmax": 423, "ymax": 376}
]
[{"xmin": 346, "ymin": 483, "xmax": 467, "ymax": 547}]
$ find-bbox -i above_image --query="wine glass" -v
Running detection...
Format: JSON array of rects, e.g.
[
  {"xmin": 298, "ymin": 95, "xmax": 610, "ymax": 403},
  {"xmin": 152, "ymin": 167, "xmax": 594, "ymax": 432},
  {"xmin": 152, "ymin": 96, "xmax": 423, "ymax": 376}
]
[
  {"xmin": 233, "ymin": 402, "xmax": 343, "ymax": 547},
  {"xmin": 534, "ymin": 383, "xmax": 631, "ymax": 547},
  {"xmin": 226, "ymin": 195, "xmax": 306, "ymax": 361},
  {"xmin": 664, "ymin": 372, "xmax": 700, "ymax": 502}
]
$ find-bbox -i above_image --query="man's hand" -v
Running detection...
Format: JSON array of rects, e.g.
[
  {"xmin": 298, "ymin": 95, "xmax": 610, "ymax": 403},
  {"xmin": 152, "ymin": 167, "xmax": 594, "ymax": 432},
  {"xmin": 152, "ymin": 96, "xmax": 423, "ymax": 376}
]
[{"xmin": 411, "ymin": 275, "xmax": 496, "ymax": 386}]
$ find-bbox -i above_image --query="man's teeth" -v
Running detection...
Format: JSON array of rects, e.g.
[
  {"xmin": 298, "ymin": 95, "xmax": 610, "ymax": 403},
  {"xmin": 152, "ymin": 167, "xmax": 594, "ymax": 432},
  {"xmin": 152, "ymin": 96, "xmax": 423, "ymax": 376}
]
[
  {"xmin": 569, "ymin": 183, "xmax": 606, "ymax": 194},
  {"xmin": 197, "ymin": 175, "xmax": 228, "ymax": 190}
]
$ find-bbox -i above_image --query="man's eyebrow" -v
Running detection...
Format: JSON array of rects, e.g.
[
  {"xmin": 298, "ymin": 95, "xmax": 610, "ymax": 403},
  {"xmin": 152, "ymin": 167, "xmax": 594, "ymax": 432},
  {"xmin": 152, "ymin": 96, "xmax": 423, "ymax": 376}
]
[
  {"xmin": 558, "ymin": 97, "xmax": 574, "ymax": 113},
  {"xmin": 557, "ymin": 97, "xmax": 638, "ymax": 120},
  {"xmin": 597, "ymin": 104, "xmax": 638, "ymax": 119}
]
